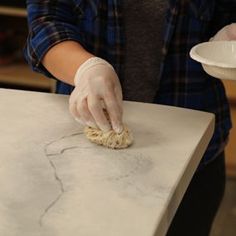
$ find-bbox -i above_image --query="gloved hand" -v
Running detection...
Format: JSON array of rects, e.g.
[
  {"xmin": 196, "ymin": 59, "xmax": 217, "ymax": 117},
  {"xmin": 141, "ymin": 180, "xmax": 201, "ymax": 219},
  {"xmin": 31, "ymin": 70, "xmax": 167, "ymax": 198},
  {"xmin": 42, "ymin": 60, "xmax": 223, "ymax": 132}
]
[
  {"xmin": 69, "ymin": 57, "xmax": 123, "ymax": 134},
  {"xmin": 211, "ymin": 23, "xmax": 236, "ymax": 41}
]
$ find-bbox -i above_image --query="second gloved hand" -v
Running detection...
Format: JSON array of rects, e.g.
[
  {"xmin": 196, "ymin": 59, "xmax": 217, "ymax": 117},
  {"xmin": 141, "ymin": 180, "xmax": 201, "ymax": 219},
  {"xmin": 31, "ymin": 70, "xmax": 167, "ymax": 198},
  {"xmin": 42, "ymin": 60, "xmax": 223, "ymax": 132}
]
[
  {"xmin": 69, "ymin": 57, "xmax": 123, "ymax": 134},
  {"xmin": 211, "ymin": 23, "xmax": 236, "ymax": 41}
]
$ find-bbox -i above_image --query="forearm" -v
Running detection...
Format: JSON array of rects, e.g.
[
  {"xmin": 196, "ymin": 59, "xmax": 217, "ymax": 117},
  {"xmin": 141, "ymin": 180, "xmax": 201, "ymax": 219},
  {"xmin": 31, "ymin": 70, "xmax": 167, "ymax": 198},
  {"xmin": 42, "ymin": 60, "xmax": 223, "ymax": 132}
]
[{"xmin": 42, "ymin": 41, "xmax": 94, "ymax": 85}]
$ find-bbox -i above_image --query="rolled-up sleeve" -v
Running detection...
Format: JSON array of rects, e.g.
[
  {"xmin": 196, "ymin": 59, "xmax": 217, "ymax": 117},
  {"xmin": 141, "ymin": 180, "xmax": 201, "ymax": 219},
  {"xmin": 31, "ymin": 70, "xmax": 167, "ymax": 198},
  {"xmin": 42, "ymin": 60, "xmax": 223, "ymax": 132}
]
[{"xmin": 24, "ymin": 0, "xmax": 84, "ymax": 77}]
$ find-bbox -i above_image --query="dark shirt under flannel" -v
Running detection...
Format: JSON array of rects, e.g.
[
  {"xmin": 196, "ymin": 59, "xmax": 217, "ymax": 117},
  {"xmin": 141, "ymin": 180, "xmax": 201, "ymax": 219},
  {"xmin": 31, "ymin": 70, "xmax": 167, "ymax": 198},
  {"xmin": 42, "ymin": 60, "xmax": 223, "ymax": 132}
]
[{"xmin": 24, "ymin": 0, "xmax": 235, "ymax": 166}]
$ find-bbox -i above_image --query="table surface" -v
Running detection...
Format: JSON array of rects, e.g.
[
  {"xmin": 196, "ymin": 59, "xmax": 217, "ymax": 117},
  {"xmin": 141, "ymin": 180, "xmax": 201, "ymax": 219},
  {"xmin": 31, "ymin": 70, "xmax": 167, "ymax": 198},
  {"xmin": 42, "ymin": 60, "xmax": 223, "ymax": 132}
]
[{"xmin": 0, "ymin": 89, "xmax": 215, "ymax": 236}]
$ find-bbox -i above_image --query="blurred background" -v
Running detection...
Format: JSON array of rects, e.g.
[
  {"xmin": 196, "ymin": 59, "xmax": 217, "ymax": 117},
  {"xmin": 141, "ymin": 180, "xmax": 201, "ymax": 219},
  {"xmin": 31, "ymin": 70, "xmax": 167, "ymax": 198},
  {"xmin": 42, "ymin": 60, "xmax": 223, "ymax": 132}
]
[
  {"xmin": 0, "ymin": 1, "xmax": 56, "ymax": 92},
  {"xmin": 0, "ymin": 2, "xmax": 235, "ymax": 235}
]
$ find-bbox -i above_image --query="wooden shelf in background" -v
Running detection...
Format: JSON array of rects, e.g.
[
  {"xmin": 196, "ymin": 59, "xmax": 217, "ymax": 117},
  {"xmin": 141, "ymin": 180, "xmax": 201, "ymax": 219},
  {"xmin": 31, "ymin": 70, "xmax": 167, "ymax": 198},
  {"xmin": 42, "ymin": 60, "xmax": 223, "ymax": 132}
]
[
  {"xmin": 0, "ymin": 63, "xmax": 55, "ymax": 91},
  {"xmin": 223, "ymin": 80, "xmax": 236, "ymax": 177},
  {"xmin": 0, "ymin": 6, "xmax": 26, "ymax": 17},
  {"xmin": 0, "ymin": 5, "xmax": 57, "ymax": 92},
  {"xmin": 223, "ymin": 80, "xmax": 236, "ymax": 104},
  {"xmin": 225, "ymin": 103, "xmax": 236, "ymax": 177}
]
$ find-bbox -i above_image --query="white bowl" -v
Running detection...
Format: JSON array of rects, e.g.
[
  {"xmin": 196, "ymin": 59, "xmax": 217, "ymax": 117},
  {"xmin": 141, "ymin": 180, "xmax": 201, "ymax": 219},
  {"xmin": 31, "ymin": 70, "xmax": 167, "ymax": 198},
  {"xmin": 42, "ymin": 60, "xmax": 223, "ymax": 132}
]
[{"xmin": 190, "ymin": 41, "xmax": 236, "ymax": 80}]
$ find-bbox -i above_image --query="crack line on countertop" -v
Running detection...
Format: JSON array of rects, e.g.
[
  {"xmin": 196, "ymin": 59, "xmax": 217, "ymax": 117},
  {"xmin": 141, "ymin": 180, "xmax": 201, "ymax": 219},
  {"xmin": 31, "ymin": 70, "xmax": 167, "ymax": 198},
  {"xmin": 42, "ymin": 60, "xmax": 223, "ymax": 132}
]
[{"xmin": 39, "ymin": 131, "xmax": 84, "ymax": 226}]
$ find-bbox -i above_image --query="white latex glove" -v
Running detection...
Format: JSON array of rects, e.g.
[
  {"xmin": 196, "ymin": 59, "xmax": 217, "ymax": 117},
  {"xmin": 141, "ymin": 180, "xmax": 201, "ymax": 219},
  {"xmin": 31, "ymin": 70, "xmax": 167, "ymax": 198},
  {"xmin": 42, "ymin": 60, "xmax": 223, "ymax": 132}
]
[
  {"xmin": 69, "ymin": 57, "xmax": 123, "ymax": 133},
  {"xmin": 211, "ymin": 23, "xmax": 236, "ymax": 41}
]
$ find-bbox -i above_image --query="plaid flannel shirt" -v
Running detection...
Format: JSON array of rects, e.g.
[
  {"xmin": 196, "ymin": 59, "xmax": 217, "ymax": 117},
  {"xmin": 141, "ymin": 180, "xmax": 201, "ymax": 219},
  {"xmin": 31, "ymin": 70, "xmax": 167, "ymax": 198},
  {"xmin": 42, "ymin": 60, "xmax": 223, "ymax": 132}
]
[{"xmin": 24, "ymin": 0, "xmax": 235, "ymax": 166}]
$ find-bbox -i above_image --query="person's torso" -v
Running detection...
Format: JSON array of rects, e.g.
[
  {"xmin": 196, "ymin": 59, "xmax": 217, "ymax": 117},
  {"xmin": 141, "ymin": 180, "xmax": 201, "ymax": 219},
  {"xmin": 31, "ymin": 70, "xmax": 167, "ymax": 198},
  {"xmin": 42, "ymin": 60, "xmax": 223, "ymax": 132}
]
[{"xmin": 122, "ymin": 0, "xmax": 167, "ymax": 103}]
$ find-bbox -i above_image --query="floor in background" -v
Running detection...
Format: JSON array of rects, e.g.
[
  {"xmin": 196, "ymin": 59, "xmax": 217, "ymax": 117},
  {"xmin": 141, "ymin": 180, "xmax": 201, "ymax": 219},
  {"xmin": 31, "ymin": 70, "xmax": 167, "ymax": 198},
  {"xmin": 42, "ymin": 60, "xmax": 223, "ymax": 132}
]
[{"xmin": 210, "ymin": 177, "xmax": 236, "ymax": 236}]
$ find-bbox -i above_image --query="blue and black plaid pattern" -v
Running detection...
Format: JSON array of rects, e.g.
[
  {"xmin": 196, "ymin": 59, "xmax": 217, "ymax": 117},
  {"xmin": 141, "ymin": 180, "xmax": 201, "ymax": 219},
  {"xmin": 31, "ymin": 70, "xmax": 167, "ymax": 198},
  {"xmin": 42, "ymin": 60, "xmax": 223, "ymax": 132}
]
[{"xmin": 24, "ymin": 0, "xmax": 235, "ymax": 165}]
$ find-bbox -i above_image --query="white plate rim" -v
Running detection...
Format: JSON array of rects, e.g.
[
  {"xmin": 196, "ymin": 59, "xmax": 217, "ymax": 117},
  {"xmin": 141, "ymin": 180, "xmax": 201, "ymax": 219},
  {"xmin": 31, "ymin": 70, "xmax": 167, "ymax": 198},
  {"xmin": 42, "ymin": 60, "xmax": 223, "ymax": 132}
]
[{"xmin": 189, "ymin": 41, "xmax": 236, "ymax": 69}]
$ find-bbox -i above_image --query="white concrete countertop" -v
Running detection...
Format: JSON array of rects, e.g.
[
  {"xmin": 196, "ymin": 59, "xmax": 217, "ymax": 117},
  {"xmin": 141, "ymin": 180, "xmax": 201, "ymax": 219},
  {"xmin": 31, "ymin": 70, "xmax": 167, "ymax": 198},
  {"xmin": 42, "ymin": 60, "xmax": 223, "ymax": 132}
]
[{"xmin": 0, "ymin": 89, "xmax": 215, "ymax": 236}]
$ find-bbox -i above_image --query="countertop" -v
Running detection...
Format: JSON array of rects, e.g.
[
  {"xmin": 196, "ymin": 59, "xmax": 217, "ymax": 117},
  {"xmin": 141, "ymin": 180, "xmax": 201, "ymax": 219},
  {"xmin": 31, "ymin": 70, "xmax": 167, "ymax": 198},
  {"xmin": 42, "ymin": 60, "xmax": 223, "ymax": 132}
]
[{"xmin": 0, "ymin": 89, "xmax": 215, "ymax": 236}]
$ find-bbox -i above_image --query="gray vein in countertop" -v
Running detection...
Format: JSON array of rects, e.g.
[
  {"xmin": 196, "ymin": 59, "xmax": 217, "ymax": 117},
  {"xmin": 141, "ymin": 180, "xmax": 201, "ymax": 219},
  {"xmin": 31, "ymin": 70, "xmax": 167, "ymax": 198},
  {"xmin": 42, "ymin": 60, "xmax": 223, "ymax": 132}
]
[{"xmin": 39, "ymin": 132, "xmax": 83, "ymax": 226}]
